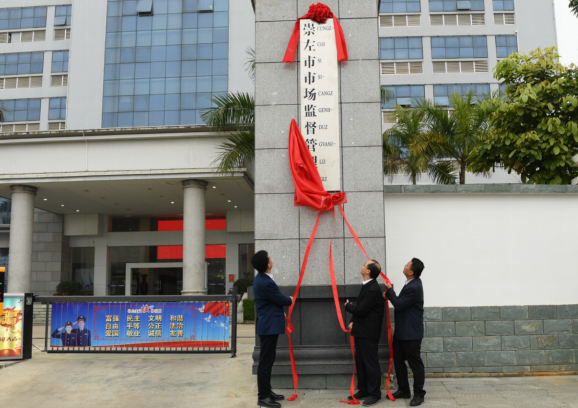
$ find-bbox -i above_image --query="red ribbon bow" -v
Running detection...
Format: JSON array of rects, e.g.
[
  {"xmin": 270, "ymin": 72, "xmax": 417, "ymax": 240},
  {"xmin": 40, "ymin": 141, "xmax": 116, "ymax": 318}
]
[
  {"xmin": 283, "ymin": 3, "xmax": 348, "ymax": 64},
  {"xmin": 285, "ymin": 120, "xmax": 395, "ymax": 403}
]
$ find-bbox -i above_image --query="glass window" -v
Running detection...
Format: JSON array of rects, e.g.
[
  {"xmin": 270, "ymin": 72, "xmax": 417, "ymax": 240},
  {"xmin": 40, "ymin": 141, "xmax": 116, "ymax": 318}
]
[
  {"xmin": 381, "ymin": 86, "xmax": 425, "ymax": 109},
  {"xmin": 380, "ymin": 0, "xmax": 421, "ymax": 13},
  {"xmin": 493, "ymin": 0, "xmax": 514, "ymax": 10},
  {"xmin": 429, "ymin": 0, "xmax": 484, "ymax": 10},
  {"xmin": 0, "ymin": 99, "xmax": 41, "ymax": 122},
  {"xmin": 199, "ymin": 0, "xmax": 214, "ymax": 12},
  {"xmin": 102, "ymin": 0, "xmax": 229, "ymax": 128},
  {"xmin": 496, "ymin": 35, "xmax": 518, "ymax": 58},
  {"xmin": 51, "ymin": 51, "xmax": 69, "ymax": 73},
  {"xmin": 433, "ymin": 84, "xmax": 490, "ymax": 106},
  {"xmin": 0, "ymin": 198, "xmax": 11, "ymax": 224},
  {"xmin": 380, "ymin": 37, "xmax": 422, "ymax": 60},
  {"xmin": 49, "ymin": 97, "xmax": 67, "ymax": 120},
  {"xmin": 72, "ymin": 247, "xmax": 95, "ymax": 295},
  {"xmin": 0, "ymin": 6, "xmax": 47, "ymax": 29},
  {"xmin": 0, "ymin": 52, "xmax": 44, "ymax": 75},
  {"xmin": 54, "ymin": 5, "xmax": 72, "ymax": 26},
  {"xmin": 431, "ymin": 36, "xmax": 487, "ymax": 59}
]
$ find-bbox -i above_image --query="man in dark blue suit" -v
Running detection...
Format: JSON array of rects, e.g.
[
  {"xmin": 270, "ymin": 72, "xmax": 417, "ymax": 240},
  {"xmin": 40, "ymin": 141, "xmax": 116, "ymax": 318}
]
[
  {"xmin": 384, "ymin": 258, "xmax": 426, "ymax": 407},
  {"xmin": 252, "ymin": 250, "xmax": 293, "ymax": 408}
]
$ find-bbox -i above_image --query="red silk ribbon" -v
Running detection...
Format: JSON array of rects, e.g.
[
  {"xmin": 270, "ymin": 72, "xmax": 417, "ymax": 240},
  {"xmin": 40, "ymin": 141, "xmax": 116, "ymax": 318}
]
[
  {"xmin": 282, "ymin": 3, "xmax": 348, "ymax": 64},
  {"xmin": 286, "ymin": 120, "xmax": 395, "ymax": 402}
]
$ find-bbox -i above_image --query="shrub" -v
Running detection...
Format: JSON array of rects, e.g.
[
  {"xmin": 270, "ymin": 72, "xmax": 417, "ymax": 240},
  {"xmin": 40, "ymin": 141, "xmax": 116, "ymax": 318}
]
[
  {"xmin": 55, "ymin": 281, "xmax": 83, "ymax": 296},
  {"xmin": 243, "ymin": 299, "xmax": 255, "ymax": 321},
  {"xmin": 233, "ymin": 278, "xmax": 254, "ymax": 295}
]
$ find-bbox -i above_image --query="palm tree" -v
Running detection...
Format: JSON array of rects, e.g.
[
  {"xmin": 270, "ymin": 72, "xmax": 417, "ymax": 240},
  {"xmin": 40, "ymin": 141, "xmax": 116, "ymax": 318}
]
[
  {"xmin": 415, "ymin": 91, "xmax": 491, "ymax": 184},
  {"xmin": 571, "ymin": 0, "xmax": 578, "ymax": 16},
  {"xmin": 383, "ymin": 106, "xmax": 457, "ymax": 185},
  {"xmin": 201, "ymin": 48, "xmax": 256, "ymax": 174}
]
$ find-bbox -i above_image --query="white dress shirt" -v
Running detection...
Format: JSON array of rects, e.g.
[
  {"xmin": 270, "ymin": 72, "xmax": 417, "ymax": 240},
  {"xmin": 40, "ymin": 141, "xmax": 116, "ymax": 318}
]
[{"xmin": 362, "ymin": 278, "xmax": 373, "ymax": 285}]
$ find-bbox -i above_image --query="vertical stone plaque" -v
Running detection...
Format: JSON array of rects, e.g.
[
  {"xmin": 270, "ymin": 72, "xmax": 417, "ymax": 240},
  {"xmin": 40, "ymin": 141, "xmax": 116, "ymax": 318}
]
[{"xmin": 299, "ymin": 19, "xmax": 341, "ymax": 192}]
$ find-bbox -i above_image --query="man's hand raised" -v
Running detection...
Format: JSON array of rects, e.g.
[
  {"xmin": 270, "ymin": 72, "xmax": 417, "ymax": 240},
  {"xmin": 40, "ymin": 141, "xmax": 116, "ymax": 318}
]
[
  {"xmin": 384, "ymin": 282, "xmax": 392, "ymax": 290},
  {"xmin": 344, "ymin": 299, "xmax": 350, "ymax": 306},
  {"xmin": 289, "ymin": 296, "xmax": 294, "ymax": 303}
]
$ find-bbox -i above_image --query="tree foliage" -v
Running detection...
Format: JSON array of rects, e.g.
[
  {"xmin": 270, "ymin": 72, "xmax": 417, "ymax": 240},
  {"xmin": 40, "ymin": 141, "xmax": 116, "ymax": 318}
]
[
  {"xmin": 469, "ymin": 47, "xmax": 578, "ymax": 184},
  {"xmin": 202, "ymin": 49, "xmax": 256, "ymax": 174},
  {"xmin": 571, "ymin": 0, "xmax": 578, "ymax": 17},
  {"xmin": 383, "ymin": 106, "xmax": 457, "ymax": 184},
  {"xmin": 416, "ymin": 91, "xmax": 492, "ymax": 184}
]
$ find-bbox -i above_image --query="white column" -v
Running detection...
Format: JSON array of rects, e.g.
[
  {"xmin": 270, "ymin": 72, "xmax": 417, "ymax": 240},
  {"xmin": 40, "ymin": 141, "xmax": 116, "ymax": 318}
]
[
  {"xmin": 7, "ymin": 185, "xmax": 37, "ymax": 293},
  {"xmin": 181, "ymin": 179, "xmax": 208, "ymax": 295}
]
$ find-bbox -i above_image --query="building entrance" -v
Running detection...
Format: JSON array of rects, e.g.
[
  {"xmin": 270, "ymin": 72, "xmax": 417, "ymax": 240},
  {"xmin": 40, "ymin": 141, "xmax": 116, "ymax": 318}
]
[
  {"xmin": 125, "ymin": 263, "xmax": 183, "ymax": 296},
  {"xmin": 131, "ymin": 267, "xmax": 183, "ymax": 296}
]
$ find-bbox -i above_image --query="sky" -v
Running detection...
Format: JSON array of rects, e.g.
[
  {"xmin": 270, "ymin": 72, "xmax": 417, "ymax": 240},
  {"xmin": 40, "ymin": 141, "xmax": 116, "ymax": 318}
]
[{"xmin": 554, "ymin": 0, "xmax": 578, "ymax": 65}]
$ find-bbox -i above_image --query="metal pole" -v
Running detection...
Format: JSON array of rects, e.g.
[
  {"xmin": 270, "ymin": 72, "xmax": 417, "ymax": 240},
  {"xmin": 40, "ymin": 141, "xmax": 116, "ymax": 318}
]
[
  {"xmin": 44, "ymin": 301, "xmax": 49, "ymax": 352},
  {"xmin": 231, "ymin": 286, "xmax": 237, "ymax": 358}
]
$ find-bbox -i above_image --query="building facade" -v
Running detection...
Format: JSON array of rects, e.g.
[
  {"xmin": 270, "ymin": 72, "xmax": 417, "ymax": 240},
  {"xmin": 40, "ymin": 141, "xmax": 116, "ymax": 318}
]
[{"xmin": 0, "ymin": 0, "xmax": 256, "ymax": 296}]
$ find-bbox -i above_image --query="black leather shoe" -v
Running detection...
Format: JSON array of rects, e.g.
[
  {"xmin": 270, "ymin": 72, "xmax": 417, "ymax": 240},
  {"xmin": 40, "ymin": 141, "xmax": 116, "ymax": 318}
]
[
  {"xmin": 269, "ymin": 391, "xmax": 285, "ymax": 401},
  {"xmin": 257, "ymin": 397, "xmax": 281, "ymax": 408},
  {"xmin": 362, "ymin": 396, "xmax": 381, "ymax": 406},
  {"xmin": 410, "ymin": 395, "xmax": 424, "ymax": 406},
  {"xmin": 387, "ymin": 390, "xmax": 412, "ymax": 400},
  {"xmin": 347, "ymin": 392, "xmax": 368, "ymax": 401}
]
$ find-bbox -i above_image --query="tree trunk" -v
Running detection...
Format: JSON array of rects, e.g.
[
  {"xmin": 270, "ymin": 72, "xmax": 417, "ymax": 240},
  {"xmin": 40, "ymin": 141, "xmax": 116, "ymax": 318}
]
[
  {"xmin": 412, "ymin": 171, "xmax": 416, "ymax": 185},
  {"xmin": 460, "ymin": 161, "xmax": 466, "ymax": 184}
]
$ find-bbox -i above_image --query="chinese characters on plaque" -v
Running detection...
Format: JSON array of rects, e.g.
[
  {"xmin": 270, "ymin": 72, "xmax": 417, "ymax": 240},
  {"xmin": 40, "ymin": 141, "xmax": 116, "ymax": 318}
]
[{"xmin": 300, "ymin": 19, "xmax": 341, "ymax": 192}]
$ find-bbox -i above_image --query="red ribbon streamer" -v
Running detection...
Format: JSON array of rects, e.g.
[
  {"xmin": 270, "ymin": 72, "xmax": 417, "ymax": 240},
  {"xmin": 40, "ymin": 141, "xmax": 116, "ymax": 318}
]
[
  {"xmin": 283, "ymin": 3, "xmax": 348, "ymax": 64},
  {"xmin": 286, "ymin": 120, "xmax": 395, "ymax": 402}
]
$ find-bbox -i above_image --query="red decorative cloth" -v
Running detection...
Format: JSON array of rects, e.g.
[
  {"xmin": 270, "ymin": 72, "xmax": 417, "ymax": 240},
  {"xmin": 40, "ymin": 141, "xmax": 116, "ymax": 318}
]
[
  {"xmin": 288, "ymin": 119, "xmax": 347, "ymax": 211},
  {"xmin": 283, "ymin": 3, "xmax": 348, "ymax": 63}
]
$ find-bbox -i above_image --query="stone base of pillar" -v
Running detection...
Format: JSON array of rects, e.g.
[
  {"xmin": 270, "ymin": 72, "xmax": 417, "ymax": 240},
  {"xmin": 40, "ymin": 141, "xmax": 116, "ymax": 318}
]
[{"xmin": 181, "ymin": 289, "xmax": 207, "ymax": 295}]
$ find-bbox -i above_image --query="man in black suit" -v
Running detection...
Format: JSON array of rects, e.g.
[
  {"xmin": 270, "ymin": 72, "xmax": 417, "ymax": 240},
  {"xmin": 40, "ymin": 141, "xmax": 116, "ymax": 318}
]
[
  {"xmin": 384, "ymin": 258, "xmax": 426, "ymax": 407},
  {"xmin": 344, "ymin": 260, "xmax": 384, "ymax": 407},
  {"xmin": 252, "ymin": 250, "xmax": 294, "ymax": 408}
]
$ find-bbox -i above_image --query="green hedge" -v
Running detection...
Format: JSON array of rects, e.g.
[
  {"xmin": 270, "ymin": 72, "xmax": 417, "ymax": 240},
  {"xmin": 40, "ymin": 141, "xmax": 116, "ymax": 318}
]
[
  {"xmin": 55, "ymin": 281, "xmax": 83, "ymax": 296},
  {"xmin": 233, "ymin": 278, "xmax": 254, "ymax": 295},
  {"xmin": 243, "ymin": 299, "xmax": 255, "ymax": 321}
]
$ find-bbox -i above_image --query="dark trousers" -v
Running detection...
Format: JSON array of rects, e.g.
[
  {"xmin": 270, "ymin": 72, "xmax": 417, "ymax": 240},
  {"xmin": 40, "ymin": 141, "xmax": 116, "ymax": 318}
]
[
  {"xmin": 258, "ymin": 334, "xmax": 279, "ymax": 400},
  {"xmin": 354, "ymin": 336, "xmax": 382, "ymax": 398},
  {"xmin": 393, "ymin": 338, "xmax": 425, "ymax": 397}
]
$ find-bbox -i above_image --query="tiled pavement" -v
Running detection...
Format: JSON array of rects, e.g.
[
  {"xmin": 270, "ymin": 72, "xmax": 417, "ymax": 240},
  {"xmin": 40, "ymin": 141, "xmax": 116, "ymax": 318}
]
[{"xmin": 274, "ymin": 375, "xmax": 578, "ymax": 407}]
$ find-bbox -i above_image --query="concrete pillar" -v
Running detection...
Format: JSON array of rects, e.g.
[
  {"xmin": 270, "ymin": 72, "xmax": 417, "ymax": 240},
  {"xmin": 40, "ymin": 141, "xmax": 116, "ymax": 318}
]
[
  {"xmin": 181, "ymin": 179, "xmax": 208, "ymax": 295},
  {"xmin": 7, "ymin": 185, "xmax": 37, "ymax": 293}
]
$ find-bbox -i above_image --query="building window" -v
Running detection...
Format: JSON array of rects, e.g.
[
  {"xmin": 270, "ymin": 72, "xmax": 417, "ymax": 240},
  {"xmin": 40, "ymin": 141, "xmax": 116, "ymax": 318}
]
[
  {"xmin": 0, "ymin": 7, "xmax": 47, "ymax": 30},
  {"xmin": 429, "ymin": 0, "xmax": 484, "ymax": 11},
  {"xmin": 493, "ymin": 0, "xmax": 514, "ymax": 10},
  {"xmin": 0, "ymin": 99, "xmax": 41, "ymax": 122},
  {"xmin": 102, "ymin": 0, "xmax": 230, "ymax": 128},
  {"xmin": 496, "ymin": 35, "xmax": 518, "ymax": 58},
  {"xmin": 0, "ymin": 52, "xmax": 44, "ymax": 75},
  {"xmin": 431, "ymin": 36, "xmax": 487, "ymax": 59},
  {"xmin": 54, "ymin": 5, "xmax": 72, "ymax": 27},
  {"xmin": 380, "ymin": 0, "xmax": 421, "ymax": 13},
  {"xmin": 382, "ymin": 85, "xmax": 425, "ymax": 108},
  {"xmin": 52, "ymin": 51, "xmax": 69, "ymax": 73},
  {"xmin": 49, "ymin": 97, "xmax": 67, "ymax": 120},
  {"xmin": 238, "ymin": 243, "xmax": 255, "ymax": 279},
  {"xmin": 0, "ymin": 198, "xmax": 11, "ymax": 224},
  {"xmin": 72, "ymin": 247, "xmax": 95, "ymax": 295},
  {"xmin": 433, "ymin": 84, "xmax": 490, "ymax": 106},
  {"xmin": 380, "ymin": 37, "xmax": 423, "ymax": 60}
]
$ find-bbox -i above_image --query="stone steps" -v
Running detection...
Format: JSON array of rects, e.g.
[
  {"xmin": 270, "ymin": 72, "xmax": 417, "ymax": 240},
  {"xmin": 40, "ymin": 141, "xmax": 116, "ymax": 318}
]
[{"xmin": 32, "ymin": 303, "xmax": 51, "ymax": 325}]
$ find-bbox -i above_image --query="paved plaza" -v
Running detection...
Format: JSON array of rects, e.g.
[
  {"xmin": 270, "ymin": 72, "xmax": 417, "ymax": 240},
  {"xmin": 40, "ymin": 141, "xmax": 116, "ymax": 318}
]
[{"xmin": 0, "ymin": 325, "xmax": 577, "ymax": 408}]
